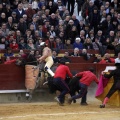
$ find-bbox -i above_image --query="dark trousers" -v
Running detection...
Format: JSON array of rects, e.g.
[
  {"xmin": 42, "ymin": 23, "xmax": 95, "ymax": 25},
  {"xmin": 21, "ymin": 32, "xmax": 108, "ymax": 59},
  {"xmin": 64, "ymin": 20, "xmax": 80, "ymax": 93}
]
[
  {"xmin": 54, "ymin": 77, "xmax": 70, "ymax": 103},
  {"xmin": 61, "ymin": 0, "xmax": 68, "ymax": 6},
  {"xmin": 72, "ymin": 83, "xmax": 88, "ymax": 100},
  {"xmin": 68, "ymin": 0, "xmax": 75, "ymax": 15},
  {"xmin": 106, "ymin": 82, "xmax": 120, "ymax": 98},
  {"xmin": 81, "ymin": 90, "xmax": 87, "ymax": 103}
]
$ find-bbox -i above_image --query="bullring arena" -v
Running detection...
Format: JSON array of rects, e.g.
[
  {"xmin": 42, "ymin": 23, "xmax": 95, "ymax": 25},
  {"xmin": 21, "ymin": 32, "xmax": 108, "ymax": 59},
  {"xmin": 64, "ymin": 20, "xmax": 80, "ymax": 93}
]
[
  {"xmin": 0, "ymin": 59, "xmax": 120, "ymax": 120},
  {"xmin": 0, "ymin": 63, "xmax": 120, "ymax": 120},
  {"xmin": 0, "ymin": 90, "xmax": 120, "ymax": 120}
]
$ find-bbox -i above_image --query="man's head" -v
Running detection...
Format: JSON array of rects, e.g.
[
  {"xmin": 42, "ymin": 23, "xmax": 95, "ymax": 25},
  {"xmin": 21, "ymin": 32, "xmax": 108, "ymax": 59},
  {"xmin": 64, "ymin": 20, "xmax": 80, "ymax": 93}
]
[
  {"xmin": 89, "ymin": 67, "xmax": 95, "ymax": 73},
  {"xmin": 59, "ymin": 59, "xmax": 65, "ymax": 65}
]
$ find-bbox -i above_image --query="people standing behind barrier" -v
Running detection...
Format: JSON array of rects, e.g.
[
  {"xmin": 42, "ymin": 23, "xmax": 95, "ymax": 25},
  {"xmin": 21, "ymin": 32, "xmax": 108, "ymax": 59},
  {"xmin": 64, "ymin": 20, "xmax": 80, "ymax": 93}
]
[
  {"xmin": 60, "ymin": 51, "xmax": 71, "ymax": 64},
  {"xmin": 115, "ymin": 52, "xmax": 120, "ymax": 63},
  {"xmin": 70, "ymin": 48, "xmax": 80, "ymax": 57},
  {"xmin": 80, "ymin": 48, "xmax": 93, "ymax": 60},
  {"xmin": 17, "ymin": 49, "xmax": 27, "ymax": 58},
  {"xmin": 68, "ymin": 68, "xmax": 99, "ymax": 105},
  {"xmin": 100, "ymin": 63, "xmax": 120, "ymax": 108},
  {"xmin": 99, "ymin": 53, "xmax": 115, "ymax": 64},
  {"xmin": 4, "ymin": 47, "xmax": 14, "ymax": 57},
  {"xmin": 93, "ymin": 54, "xmax": 102, "ymax": 63},
  {"xmin": 53, "ymin": 60, "xmax": 73, "ymax": 105},
  {"xmin": 4, "ymin": 56, "xmax": 17, "ymax": 64},
  {"xmin": 27, "ymin": 50, "xmax": 37, "ymax": 66},
  {"xmin": 52, "ymin": 50, "xmax": 59, "ymax": 63}
]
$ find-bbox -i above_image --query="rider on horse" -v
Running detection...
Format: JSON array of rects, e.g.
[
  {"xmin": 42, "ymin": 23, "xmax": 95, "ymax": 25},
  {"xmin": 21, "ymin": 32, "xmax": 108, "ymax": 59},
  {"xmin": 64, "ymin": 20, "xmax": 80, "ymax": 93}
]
[{"xmin": 37, "ymin": 42, "xmax": 55, "ymax": 87}]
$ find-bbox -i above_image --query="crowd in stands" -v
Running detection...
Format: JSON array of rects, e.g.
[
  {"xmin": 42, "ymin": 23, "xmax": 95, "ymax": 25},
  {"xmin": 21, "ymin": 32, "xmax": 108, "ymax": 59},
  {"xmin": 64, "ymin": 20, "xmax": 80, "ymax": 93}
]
[{"xmin": 0, "ymin": 0, "xmax": 120, "ymax": 63}]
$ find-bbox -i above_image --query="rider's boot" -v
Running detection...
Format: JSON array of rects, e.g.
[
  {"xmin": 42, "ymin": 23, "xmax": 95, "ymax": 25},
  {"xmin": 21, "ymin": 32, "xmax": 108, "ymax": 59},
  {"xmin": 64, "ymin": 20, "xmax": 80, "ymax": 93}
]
[{"xmin": 44, "ymin": 66, "xmax": 54, "ymax": 77}]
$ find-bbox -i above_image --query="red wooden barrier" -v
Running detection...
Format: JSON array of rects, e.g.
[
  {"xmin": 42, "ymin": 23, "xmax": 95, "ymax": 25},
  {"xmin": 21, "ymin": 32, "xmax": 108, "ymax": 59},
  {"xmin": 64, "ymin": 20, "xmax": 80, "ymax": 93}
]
[
  {"xmin": 0, "ymin": 64, "xmax": 25, "ymax": 90},
  {"xmin": 0, "ymin": 63, "xmax": 114, "ymax": 90}
]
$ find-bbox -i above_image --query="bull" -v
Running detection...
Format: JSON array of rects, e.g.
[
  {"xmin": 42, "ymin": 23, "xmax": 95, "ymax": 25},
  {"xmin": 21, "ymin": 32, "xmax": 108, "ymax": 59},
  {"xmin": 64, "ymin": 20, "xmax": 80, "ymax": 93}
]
[{"xmin": 46, "ymin": 75, "xmax": 87, "ymax": 104}]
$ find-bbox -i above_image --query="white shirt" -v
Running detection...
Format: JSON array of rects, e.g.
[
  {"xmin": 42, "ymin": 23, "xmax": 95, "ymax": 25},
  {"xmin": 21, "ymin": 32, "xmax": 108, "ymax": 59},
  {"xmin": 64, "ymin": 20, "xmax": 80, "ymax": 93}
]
[
  {"xmin": 115, "ymin": 58, "xmax": 120, "ymax": 63},
  {"xmin": 32, "ymin": 1, "xmax": 38, "ymax": 9}
]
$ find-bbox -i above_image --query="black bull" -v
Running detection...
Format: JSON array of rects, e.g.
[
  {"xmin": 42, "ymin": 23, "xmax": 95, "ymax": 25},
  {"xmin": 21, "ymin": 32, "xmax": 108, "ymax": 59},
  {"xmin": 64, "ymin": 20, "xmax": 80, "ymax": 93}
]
[{"xmin": 47, "ymin": 76, "xmax": 80, "ymax": 99}]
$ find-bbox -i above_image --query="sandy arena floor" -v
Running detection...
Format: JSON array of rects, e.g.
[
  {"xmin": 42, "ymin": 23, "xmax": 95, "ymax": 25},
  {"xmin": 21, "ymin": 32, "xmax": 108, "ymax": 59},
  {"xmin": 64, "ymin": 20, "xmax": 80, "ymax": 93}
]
[{"xmin": 0, "ymin": 99, "xmax": 120, "ymax": 120}]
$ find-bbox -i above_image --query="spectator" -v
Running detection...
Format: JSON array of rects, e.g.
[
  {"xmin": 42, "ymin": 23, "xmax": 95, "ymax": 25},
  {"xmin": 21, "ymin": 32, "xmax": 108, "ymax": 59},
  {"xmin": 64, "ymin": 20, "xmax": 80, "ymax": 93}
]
[
  {"xmin": 18, "ymin": 17, "xmax": 27, "ymax": 35},
  {"xmin": 32, "ymin": 0, "xmax": 39, "ymax": 12},
  {"xmin": 35, "ymin": 37, "xmax": 43, "ymax": 49},
  {"xmin": 26, "ymin": 38, "xmax": 36, "ymax": 50},
  {"xmin": 4, "ymin": 56, "xmax": 17, "ymax": 64},
  {"xmin": 17, "ymin": 49, "xmax": 27, "ymax": 58},
  {"xmin": 52, "ymin": 50, "xmax": 59, "ymax": 63},
  {"xmin": 25, "ymin": 4, "xmax": 36, "ymax": 24},
  {"xmin": 73, "ymin": 37, "xmax": 83, "ymax": 50},
  {"xmin": 65, "ymin": 19, "xmax": 74, "ymax": 41},
  {"xmin": 12, "ymin": 23, "xmax": 18, "ymax": 32},
  {"xmin": 88, "ymin": 7, "xmax": 100, "ymax": 35},
  {"xmin": 112, "ymin": 37, "xmax": 120, "ymax": 56},
  {"xmin": 80, "ymin": 48, "xmax": 92, "ymax": 60},
  {"xmin": 60, "ymin": 51, "xmax": 71, "ymax": 64},
  {"xmin": 79, "ymin": 30, "xmax": 86, "ymax": 43},
  {"xmin": 77, "ymin": 20, "xmax": 85, "ymax": 34},
  {"xmin": 55, "ymin": 37, "xmax": 64, "ymax": 50},
  {"xmin": 64, "ymin": 38, "xmax": 73, "ymax": 49},
  {"xmin": 45, "ymin": 35, "xmax": 56, "ymax": 49},
  {"xmin": 92, "ymin": 37, "xmax": 102, "ymax": 50},
  {"xmin": 49, "ymin": 13, "xmax": 59, "ymax": 27},
  {"xmin": 4, "ymin": 47, "xmax": 14, "ymax": 57},
  {"xmin": 6, "ymin": 16, "xmax": 13, "ymax": 31},
  {"xmin": 10, "ymin": 40, "xmax": 19, "ymax": 50},
  {"xmin": 0, "ymin": 36, "xmax": 9, "ymax": 49},
  {"xmin": 70, "ymin": 48, "xmax": 80, "ymax": 57},
  {"xmin": 68, "ymin": 25, "xmax": 78, "ymax": 42},
  {"xmin": 18, "ymin": 37, "xmax": 27, "ymax": 49},
  {"xmin": 14, "ymin": 3, "xmax": 26, "ymax": 20},
  {"xmin": 46, "ymin": 1, "xmax": 58, "ymax": 15},
  {"xmin": 1, "ymin": 23, "xmax": 9, "ymax": 37},
  {"xmin": 99, "ymin": 53, "xmax": 115, "ymax": 63},
  {"xmin": 93, "ymin": 54, "xmax": 102, "ymax": 63},
  {"xmin": 11, "ymin": 11, "xmax": 18, "ymax": 23},
  {"xmin": 115, "ymin": 52, "xmax": 120, "ymax": 63},
  {"xmin": 83, "ymin": 38, "xmax": 93, "ymax": 49},
  {"xmin": 34, "ymin": 50, "xmax": 41, "ymax": 58},
  {"xmin": 49, "ymin": 25, "xmax": 56, "ymax": 37},
  {"xmin": 111, "ymin": 0, "xmax": 120, "ymax": 12},
  {"xmin": 67, "ymin": 0, "xmax": 75, "ymax": 15},
  {"xmin": 0, "ymin": 13, "xmax": 7, "ymax": 26}
]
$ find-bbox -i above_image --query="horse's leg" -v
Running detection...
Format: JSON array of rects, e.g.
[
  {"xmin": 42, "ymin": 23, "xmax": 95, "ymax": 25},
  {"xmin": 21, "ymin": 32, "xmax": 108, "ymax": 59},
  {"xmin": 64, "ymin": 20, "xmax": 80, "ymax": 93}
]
[
  {"xmin": 35, "ymin": 76, "xmax": 40, "ymax": 89},
  {"xmin": 39, "ymin": 71, "xmax": 46, "ymax": 87}
]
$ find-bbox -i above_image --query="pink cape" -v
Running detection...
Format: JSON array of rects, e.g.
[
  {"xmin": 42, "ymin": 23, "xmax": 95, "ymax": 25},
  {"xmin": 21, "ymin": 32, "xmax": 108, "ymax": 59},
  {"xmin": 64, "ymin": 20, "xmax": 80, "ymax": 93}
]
[{"xmin": 95, "ymin": 75, "xmax": 120, "ymax": 106}]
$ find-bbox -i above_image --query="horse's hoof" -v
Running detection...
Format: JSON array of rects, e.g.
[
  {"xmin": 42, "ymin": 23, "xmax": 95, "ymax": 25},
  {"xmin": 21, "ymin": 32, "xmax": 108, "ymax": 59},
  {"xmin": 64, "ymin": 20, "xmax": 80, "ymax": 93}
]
[
  {"xmin": 27, "ymin": 95, "xmax": 32, "ymax": 102},
  {"xmin": 73, "ymin": 100, "xmax": 76, "ymax": 103}
]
